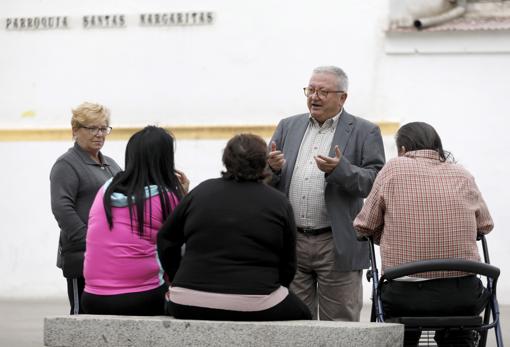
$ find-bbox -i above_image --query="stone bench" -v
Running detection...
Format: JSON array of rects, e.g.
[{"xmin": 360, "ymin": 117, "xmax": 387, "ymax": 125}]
[{"xmin": 44, "ymin": 315, "xmax": 403, "ymax": 347}]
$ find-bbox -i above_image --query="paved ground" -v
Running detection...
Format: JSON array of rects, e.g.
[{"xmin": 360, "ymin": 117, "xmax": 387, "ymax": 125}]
[{"xmin": 0, "ymin": 298, "xmax": 506, "ymax": 346}]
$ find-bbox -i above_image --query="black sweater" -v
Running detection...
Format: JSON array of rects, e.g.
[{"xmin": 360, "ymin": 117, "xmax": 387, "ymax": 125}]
[{"xmin": 157, "ymin": 177, "xmax": 297, "ymax": 295}]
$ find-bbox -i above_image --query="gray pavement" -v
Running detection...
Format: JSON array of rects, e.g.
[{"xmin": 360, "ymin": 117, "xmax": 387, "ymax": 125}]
[{"xmin": 0, "ymin": 298, "xmax": 507, "ymax": 346}]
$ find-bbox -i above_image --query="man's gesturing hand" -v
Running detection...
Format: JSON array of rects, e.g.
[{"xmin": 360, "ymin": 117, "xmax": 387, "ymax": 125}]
[
  {"xmin": 314, "ymin": 145, "xmax": 342, "ymax": 174},
  {"xmin": 267, "ymin": 141, "xmax": 286, "ymax": 172}
]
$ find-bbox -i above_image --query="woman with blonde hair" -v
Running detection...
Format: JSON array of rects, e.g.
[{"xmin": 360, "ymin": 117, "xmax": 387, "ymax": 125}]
[{"xmin": 50, "ymin": 102, "xmax": 121, "ymax": 314}]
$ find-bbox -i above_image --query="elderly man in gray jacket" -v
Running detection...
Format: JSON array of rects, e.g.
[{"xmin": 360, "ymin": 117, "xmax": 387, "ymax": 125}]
[{"xmin": 268, "ymin": 66, "xmax": 385, "ymax": 321}]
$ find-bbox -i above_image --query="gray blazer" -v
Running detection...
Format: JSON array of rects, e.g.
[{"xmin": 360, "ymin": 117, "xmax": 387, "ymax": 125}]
[{"xmin": 270, "ymin": 111, "xmax": 385, "ymax": 271}]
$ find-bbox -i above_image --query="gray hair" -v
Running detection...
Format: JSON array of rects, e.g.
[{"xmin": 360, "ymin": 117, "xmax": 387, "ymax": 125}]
[{"xmin": 313, "ymin": 66, "xmax": 349, "ymax": 92}]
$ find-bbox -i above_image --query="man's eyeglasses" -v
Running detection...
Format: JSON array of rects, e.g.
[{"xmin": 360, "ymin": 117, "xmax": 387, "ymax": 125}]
[
  {"xmin": 303, "ymin": 87, "xmax": 345, "ymax": 99},
  {"xmin": 80, "ymin": 125, "xmax": 113, "ymax": 135}
]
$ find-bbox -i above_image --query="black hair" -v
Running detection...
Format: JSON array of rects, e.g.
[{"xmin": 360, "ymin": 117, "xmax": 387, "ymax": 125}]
[
  {"xmin": 104, "ymin": 126, "xmax": 184, "ymax": 236},
  {"xmin": 221, "ymin": 133, "xmax": 270, "ymax": 182},
  {"xmin": 395, "ymin": 122, "xmax": 453, "ymax": 162}
]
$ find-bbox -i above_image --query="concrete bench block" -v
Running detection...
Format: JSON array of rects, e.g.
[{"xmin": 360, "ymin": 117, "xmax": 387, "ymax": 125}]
[{"xmin": 44, "ymin": 315, "xmax": 403, "ymax": 347}]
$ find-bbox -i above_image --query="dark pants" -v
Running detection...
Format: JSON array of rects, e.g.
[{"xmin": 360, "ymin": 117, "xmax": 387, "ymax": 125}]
[
  {"xmin": 66, "ymin": 277, "xmax": 85, "ymax": 315},
  {"xmin": 167, "ymin": 291, "xmax": 312, "ymax": 321},
  {"xmin": 381, "ymin": 275, "xmax": 490, "ymax": 347},
  {"xmin": 81, "ymin": 284, "xmax": 167, "ymax": 316}
]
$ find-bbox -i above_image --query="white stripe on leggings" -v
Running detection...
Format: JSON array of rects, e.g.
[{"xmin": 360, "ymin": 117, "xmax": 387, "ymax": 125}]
[{"xmin": 72, "ymin": 278, "xmax": 79, "ymax": 315}]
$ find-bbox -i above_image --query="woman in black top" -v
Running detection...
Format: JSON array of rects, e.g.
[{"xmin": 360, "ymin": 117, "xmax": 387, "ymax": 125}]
[{"xmin": 157, "ymin": 134, "xmax": 311, "ymax": 321}]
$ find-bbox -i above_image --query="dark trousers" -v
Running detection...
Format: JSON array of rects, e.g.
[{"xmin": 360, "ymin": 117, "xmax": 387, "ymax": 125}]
[
  {"xmin": 167, "ymin": 291, "xmax": 312, "ymax": 321},
  {"xmin": 66, "ymin": 277, "xmax": 85, "ymax": 315},
  {"xmin": 81, "ymin": 284, "xmax": 167, "ymax": 316},
  {"xmin": 381, "ymin": 275, "xmax": 490, "ymax": 347}
]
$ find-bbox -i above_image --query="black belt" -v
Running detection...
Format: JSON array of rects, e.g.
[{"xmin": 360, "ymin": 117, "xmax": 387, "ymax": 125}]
[{"xmin": 296, "ymin": 226, "xmax": 332, "ymax": 235}]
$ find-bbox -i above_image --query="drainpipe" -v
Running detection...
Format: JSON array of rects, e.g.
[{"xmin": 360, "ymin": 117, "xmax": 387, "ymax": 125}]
[{"xmin": 414, "ymin": 0, "xmax": 467, "ymax": 29}]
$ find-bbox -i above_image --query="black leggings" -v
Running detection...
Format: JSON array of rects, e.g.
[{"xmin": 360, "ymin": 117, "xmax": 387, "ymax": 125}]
[
  {"xmin": 81, "ymin": 284, "xmax": 167, "ymax": 316},
  {"xmin": 167, "ymin": 290, "xmax": 312, "ymax": 321},
  {"xmin": 66, "ymin": 277, "xmax": 85, "ymax": 315}
]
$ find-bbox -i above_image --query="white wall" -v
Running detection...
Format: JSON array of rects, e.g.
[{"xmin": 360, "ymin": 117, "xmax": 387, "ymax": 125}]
[
  {"xmin": 1, "ymin": 0, "xmax": 509, "ymax": 304},
  {"xmin": 0, "ymin": 0, "xmax": 389, "ymax": 127}
]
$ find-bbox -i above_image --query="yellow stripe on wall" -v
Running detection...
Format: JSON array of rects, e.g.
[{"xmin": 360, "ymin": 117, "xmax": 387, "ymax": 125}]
[{"xmin": 0, "ymin": 122, "xmax": 399, "ymax": 142}]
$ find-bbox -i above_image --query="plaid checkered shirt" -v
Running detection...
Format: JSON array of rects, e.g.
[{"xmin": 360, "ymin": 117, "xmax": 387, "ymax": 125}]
[{"xmin": 354, "ymin": 149, "xmax": 494, "ymax": 278}]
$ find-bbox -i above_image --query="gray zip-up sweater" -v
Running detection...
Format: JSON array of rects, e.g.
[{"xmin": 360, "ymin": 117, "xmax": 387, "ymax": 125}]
[{"xmin": 50, "ymin": 142, "xmax": 121, "ymax": 272}]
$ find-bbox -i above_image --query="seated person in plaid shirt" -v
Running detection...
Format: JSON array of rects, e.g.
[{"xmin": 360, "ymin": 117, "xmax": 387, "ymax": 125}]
[{"xmin": 354, "ymin": 122, "xmax": 493, "ymax": 347}]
